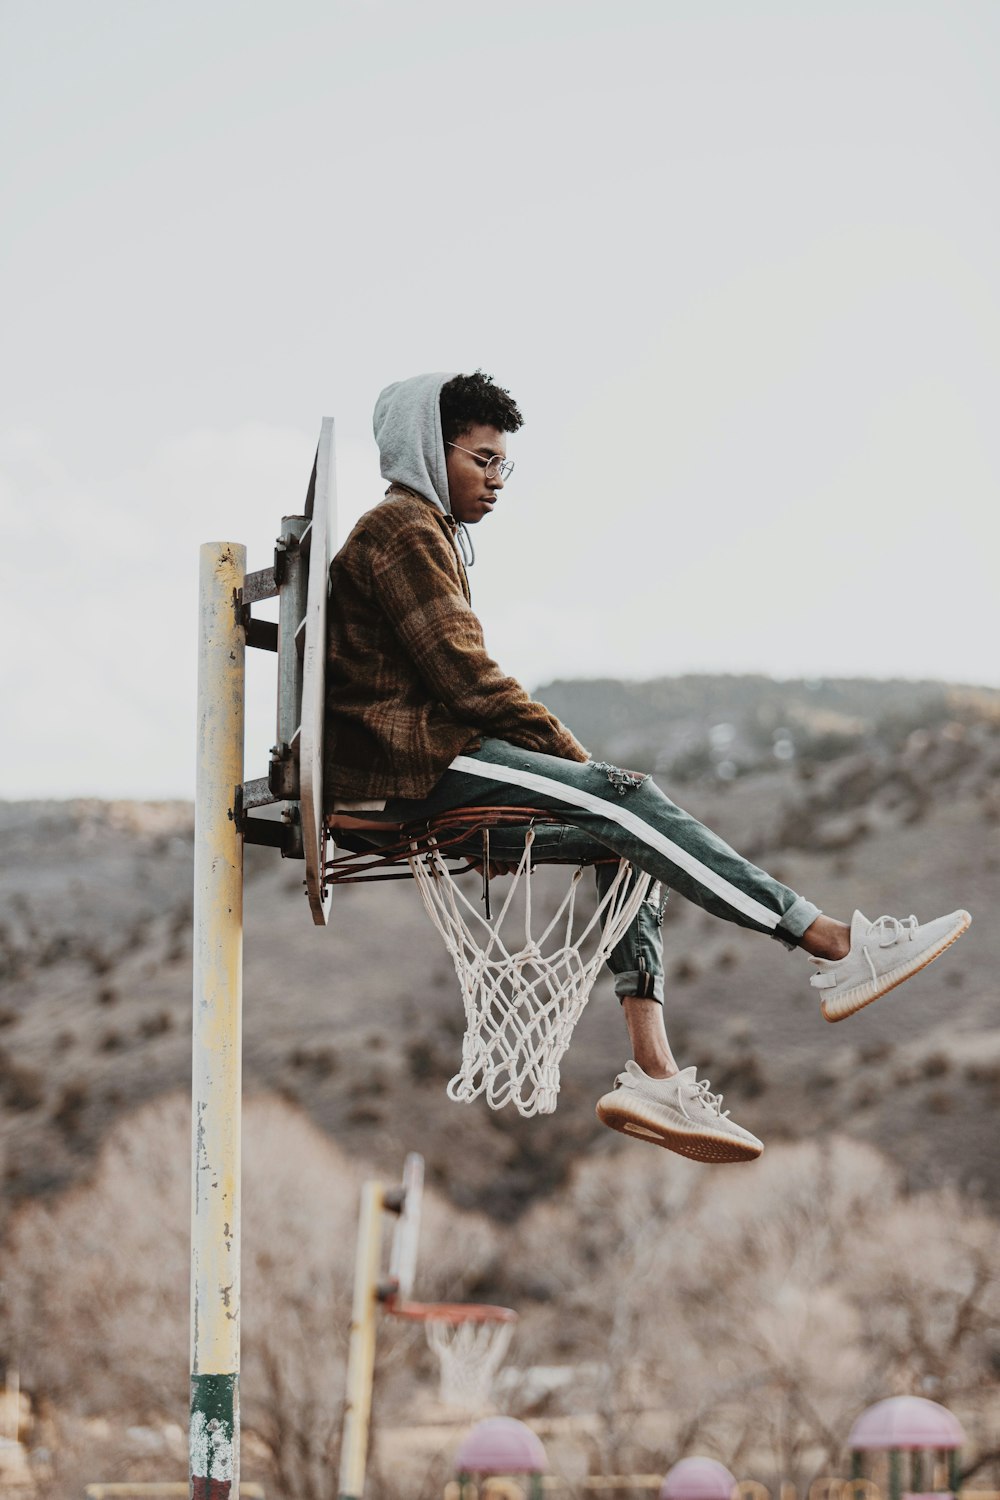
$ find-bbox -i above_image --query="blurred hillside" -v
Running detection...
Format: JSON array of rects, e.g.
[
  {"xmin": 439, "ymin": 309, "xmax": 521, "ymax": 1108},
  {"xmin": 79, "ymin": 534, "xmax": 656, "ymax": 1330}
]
[
  {"xmin": 536, "ymin": 674, "xmax": 1000, "ymax": 783},
  {"xmin": 1, "ymin": 674, "xmax": 999, "ymax": 1498},
  {"xmin": 1, "ymin": 675, "xmax": 998, "ymax": 1231}
]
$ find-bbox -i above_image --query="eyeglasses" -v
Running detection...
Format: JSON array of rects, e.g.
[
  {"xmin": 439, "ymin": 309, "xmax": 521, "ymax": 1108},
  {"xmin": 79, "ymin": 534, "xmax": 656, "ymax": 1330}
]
[{"xmin": 447, "ymin": 442, "xmax": 514, "ymax": 482}]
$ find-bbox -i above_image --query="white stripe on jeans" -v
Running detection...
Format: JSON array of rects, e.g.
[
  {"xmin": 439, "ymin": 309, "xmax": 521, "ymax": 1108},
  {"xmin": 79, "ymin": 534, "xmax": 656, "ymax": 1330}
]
[{"xmin": 449, "ymin": 753, "xmax": 781, "ymax": 930}]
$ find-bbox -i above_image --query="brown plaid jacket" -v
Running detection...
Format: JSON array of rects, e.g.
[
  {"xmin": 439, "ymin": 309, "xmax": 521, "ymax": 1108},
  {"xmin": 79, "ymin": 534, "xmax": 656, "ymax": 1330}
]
[{"xmin": 324, "ymin": 487, "xmax": 588, "ymax": 803}]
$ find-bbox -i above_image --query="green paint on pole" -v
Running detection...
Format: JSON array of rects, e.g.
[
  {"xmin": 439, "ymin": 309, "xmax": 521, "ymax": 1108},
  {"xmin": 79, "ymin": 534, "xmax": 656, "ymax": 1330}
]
[
  {"xmin": 949, "ymin": 1450, "xmax": 961, "ymax": 1495},
  {"xmin": 192, "ymin": 1371, "xmax": 237, "ymax": 1427},
  {"xmin": 851, "ymin": 1451, "xmax": 863, "ymax": 1482},
  {"xmin": 190, "ymin": 1372, "xmax": 238, "ymax": 1500}
]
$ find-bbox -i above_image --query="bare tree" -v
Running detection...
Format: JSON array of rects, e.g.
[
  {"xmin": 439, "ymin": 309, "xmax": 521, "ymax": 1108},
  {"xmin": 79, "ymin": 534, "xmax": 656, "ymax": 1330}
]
[
  {"xmin": 505, "ymin": 1136, "xmax": 1000, "ymax": 1492},
  {"xmin": 1, "ymin": 1090, "xmax": 508, "ymax": 1500}
]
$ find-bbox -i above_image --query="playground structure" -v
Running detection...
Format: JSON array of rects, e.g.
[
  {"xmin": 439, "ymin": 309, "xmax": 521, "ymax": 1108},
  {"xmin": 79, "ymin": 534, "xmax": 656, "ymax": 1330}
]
[
  {"xmin": 660, "ymin": 1457, "xmax": 738, "ymax": 1500},
  {"xmin": 447, "ymin": 1418, "xmax": 549, "ymax": 1500},
  {"xmin": 82, "ymin": 1488, "xmax": 267, "ymax": 1499},
  {"xmin": 433, "ymin": 1425, "xmax": 976, "ymax": 1500},
  {"xmin": 847, "ymin": 1396, "xmax": 965, "ymax": 1500}
]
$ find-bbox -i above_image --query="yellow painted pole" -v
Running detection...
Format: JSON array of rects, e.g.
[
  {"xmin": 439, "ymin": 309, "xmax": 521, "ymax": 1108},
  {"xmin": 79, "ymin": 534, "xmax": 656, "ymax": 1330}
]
[
  {"xmin": 191, "ymin": 542, "xmax": 246, "ymax": 1500},
  {"xmin": 338, "ymin": 1181, "xmax": 385, "ymax": 1500}
]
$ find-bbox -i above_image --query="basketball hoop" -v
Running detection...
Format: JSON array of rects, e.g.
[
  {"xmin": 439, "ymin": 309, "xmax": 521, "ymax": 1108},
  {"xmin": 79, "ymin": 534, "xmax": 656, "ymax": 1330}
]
[
  {"xmin": 386, "ymin": 1298, "xmax": 517, "ymax": 1413},
  {"xmin": 408, "ymin": 825, "xmax": 653, "ymax": 1117},
  {"xmin": 325, "ymin": 809, "xmax": 655, "ymax": 1117}
]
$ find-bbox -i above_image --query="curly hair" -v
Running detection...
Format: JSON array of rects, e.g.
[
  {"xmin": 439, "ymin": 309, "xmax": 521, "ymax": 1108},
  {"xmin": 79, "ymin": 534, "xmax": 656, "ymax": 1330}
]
[{"xmin": 439, "ymin": 370, "xmax": 524, "ymax": 444}]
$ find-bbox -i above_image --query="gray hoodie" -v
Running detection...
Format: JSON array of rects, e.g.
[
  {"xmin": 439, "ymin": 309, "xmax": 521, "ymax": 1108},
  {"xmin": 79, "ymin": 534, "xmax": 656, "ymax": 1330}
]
[{"xmin": 372, "ymin": 371, "xmax": 457, "ymax": 516}]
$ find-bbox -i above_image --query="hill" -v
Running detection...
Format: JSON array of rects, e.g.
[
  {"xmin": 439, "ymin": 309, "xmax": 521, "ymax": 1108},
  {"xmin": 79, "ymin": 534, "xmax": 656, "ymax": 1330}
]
[
  {"xmin": 1, "ymin": 675, "xmax": 998, "ymax": 1231},
  {"xmin": 535, "ymin": 673, "xmax": 1000, "ymax": 780}
]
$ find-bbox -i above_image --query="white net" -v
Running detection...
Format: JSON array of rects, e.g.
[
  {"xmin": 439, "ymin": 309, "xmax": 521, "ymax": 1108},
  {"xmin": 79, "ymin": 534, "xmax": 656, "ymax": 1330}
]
[
  {"xmin": 409, "ymin": 827, "xmax": 653, "ymax": 1116},
  {"xmin": 425, "ymin": 1316, "xmax": 516, "ymax": 1412}
]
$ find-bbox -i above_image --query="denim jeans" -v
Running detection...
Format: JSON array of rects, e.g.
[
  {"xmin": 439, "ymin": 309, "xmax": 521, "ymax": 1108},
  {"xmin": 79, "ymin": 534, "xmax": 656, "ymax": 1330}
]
[{"xmin": 358, "ymin": 739, "xmax": 821, "ymax": 1004}]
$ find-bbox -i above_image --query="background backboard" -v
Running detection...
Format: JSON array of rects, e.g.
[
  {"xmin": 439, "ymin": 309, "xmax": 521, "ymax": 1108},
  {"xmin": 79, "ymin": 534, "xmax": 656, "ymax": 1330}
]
[{"xmin": 386, "ymin": 1151, "xmax": 425, "ymax": 1305}]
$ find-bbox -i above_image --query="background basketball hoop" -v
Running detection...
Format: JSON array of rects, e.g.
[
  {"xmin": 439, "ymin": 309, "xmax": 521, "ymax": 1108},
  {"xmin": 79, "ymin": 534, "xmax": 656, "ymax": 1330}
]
[
  {"xmin": 340, "ymin": 1154, "xmax": 521, "ymax": 1497},
  {"xmin": 385, "ymin": 1299, "xmax": 518, "ymax": 1413},
  {"xmin": 381, "ymin": 1153, "xmax": 518, "ymax": 1412}
]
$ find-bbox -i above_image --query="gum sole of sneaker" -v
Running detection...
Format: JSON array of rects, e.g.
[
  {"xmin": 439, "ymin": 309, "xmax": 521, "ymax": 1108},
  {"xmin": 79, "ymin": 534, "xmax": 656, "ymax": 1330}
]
[
  {"xmin": 821, "ymin": 910, "xmax": 971, "ymax": 1023},
  {"xmin": 595, "ymin": 1097, "xmax": 762, "ymax": 1164}
]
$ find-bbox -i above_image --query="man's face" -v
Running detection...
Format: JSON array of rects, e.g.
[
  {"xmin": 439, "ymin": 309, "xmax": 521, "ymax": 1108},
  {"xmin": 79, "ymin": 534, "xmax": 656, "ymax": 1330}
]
[{"xmin": 445, "ymin": 423, "xmax": 508, "ymax": 526}]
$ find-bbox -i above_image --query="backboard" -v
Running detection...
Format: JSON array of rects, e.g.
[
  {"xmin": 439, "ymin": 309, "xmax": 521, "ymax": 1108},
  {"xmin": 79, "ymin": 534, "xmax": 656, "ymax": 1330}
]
[
  {"xmin": 236, "ymin": 416, "xmax": 335, "ymax": 924},
  {"xmin": 300, "ymin": 417, "xmax": 335, "ymax": 924},
  {"xmin": 386, "ymin": 1151, "xmax": 425, "ymax": 1304}
]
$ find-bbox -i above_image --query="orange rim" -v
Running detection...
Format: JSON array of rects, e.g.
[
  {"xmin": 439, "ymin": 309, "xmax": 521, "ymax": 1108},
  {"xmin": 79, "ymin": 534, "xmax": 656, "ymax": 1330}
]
[{"xmin": 383, "ymin": 1297, "xmax": 518, "ymax": 1325}]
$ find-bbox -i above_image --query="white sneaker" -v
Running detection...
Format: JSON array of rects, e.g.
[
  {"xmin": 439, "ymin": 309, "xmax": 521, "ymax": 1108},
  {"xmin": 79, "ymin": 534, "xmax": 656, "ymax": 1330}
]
[
  {"xmin": 810, "ymin": 908, "xmax": 971, "ymax": 1022},
  {"xmin": 596, "ymin": 1061, "xmax": 764, "ymax": 1164}
]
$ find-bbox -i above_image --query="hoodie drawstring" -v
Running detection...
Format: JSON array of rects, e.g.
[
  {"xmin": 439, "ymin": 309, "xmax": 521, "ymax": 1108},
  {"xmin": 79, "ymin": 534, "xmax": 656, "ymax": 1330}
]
[{"xmin": 456, "ymin": 522, "xmax": 475, "ymax": 569}]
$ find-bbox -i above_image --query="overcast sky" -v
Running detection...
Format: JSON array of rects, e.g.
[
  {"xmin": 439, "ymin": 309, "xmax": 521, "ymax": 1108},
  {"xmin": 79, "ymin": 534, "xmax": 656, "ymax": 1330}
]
[{"xmin": 2, "ymin": 1, "xmax": 998, "ymax": 799}]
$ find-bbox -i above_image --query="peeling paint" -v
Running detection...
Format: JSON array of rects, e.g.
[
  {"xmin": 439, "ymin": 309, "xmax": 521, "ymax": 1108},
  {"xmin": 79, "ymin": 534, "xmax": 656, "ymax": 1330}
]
[
  {"xmin": 191, "ymin": 1480, "xmax": 232, "ymax": 1500},
  {"xmin": 191, "ymin": 1403, "xmax": 234, "ymax": 1479},
  {"xmin": 190, "ymin": 1374, "xmax": 238, "ymax": 1498}
]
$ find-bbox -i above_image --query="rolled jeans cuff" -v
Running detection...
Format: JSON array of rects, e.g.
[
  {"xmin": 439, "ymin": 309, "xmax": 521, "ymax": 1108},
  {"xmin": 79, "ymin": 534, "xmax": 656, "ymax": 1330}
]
[
  {"xmin": 774, "ymin": 895, "xmax": 822, "ymax": 950},
  {"xmin": 613, "ymin": 970, "xmax": 664, "ymax": 1005}
]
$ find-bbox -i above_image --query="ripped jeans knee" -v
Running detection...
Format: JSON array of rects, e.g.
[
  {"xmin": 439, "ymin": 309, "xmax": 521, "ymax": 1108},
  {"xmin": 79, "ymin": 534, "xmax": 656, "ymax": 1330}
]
[
  {"xmin": 595, "ymin": 863, "xmax": 667, "ymax": 1003},
  {"xmin": 591, "ymin": 760, "xmax": 650, "ymax": 797}
]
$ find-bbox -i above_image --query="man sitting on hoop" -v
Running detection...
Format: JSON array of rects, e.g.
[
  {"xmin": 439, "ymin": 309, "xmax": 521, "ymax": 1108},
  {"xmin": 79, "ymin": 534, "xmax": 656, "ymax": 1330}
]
[{"xmin": 324, "ymin": 370, "xmax": 970, "ymax": 1164}]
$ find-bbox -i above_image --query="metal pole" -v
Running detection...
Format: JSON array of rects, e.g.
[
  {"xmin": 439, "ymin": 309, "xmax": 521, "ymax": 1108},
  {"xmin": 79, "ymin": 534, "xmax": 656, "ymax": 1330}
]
[
  {"xmin": 339, "ymin": 1180, "xmax": 385, "ymax": 1500},
  {"xmin": 192, "ymin": 542, "xmax": 246, "ymax": 1500}
]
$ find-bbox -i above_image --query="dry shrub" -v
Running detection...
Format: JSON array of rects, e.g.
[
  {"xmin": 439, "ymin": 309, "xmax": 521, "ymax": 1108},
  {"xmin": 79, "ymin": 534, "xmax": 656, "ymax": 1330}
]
[
  {"xmin": 509, "ymin": 1137, "xmax": 1000, "ymax": 1487},
  {"xmin": 1, "ymin": 1091, "xmax": 498, "ymax": 1500},
  {"xmin": 0, "ymin": 1050, "xmax": 46, "ymax": 1111}
]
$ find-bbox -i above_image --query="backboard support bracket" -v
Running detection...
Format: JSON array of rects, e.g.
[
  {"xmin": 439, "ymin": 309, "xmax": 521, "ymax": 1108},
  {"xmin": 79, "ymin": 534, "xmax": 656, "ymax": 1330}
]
[
  {"xmin": 232, "ymin": 781, "xmax": 304, "ymax": 857},
  {"xmin": 243, "ymin": 565, "xmax": 279, "ymax": 604},
  {"xmin": 243, "ymin": 615, "xmax": 278, "ymax": 652}
]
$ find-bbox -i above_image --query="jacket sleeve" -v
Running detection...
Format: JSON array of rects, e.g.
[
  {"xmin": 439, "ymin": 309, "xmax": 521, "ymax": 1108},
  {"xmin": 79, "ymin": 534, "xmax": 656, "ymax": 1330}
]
[{"xmin": 368, "ymin": 519, "xmax": 589, "ymax": 763}]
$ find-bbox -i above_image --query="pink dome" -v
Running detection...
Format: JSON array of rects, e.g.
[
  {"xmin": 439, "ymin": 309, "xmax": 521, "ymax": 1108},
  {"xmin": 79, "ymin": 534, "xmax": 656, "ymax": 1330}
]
[
  {"xmin": 660, "ymin": 1457, "xmax": 737, "ymax": 1500},
  {"xmin": 454, "ymin": 1417, "xmax": 548, "ymax": 1475},
  {"xmin": 848, "ymin": 1397, "xmax": 965, "ymax": 1451}
]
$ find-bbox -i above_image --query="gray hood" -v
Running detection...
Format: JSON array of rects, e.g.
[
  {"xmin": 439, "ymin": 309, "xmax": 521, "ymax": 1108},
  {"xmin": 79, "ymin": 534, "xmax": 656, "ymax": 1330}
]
[{"xmin": 373, "ymin": 371, "xmax": 457, "ymax": 516}]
